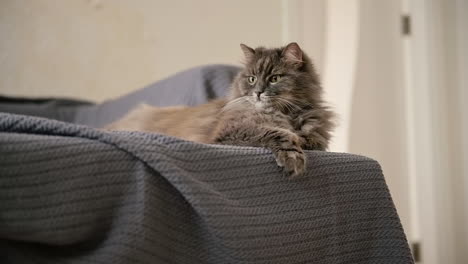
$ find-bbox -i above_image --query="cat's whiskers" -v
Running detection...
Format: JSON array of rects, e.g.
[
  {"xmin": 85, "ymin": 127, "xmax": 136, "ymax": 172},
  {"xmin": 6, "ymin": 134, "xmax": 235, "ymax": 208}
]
[
  {"xmin": 222, "ymin": 96, "xmax": 251, "ymax": 112},
  {"xmin": 274, "ymin": 99, "xmax": 293, "ymax": 113},
  {"xmin": 275, "ymin": 99, "xmax": 295, "ymax": 113},
  {"xmin": 283, "ymin": 97, "xmax": 316, "ymax": 108},
  {"xmin": 279, "ymin": 97, "xmax": 305, "ymax": 107},
  {"xmin": 273, "ymin": 97, "xmax": 302, "ymax": 113}
]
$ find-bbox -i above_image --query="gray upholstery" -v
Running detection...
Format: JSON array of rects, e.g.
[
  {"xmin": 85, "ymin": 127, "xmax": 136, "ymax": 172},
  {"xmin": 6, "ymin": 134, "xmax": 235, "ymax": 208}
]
[
  {"xmin": 74, "ymin": 64, "xmax": 240, "ymax": 128},
  {"xmin": 0, "ymin": 65, "xmax": 414, "ymax": 263},
  {"xmin": 0, "ymin": 64, "xmax": 240, "ymax": 127}
]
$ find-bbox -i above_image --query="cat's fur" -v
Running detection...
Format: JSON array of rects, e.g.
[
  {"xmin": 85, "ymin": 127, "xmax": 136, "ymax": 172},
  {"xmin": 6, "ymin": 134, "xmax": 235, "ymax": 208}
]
[{"xmin": 106, "ymin": 43, "xmax": 335, "ymax": 177}]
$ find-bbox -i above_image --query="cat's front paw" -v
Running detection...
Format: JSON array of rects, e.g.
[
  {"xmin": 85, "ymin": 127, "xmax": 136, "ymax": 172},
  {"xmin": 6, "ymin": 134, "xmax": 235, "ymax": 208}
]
[{"xmin": 274, "ymin": 149, "xmax": 306, "ymax": 178}]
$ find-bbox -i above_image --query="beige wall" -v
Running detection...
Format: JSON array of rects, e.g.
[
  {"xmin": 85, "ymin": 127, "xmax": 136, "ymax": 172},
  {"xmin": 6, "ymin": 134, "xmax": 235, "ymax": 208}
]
[{"xmin": 0, "ymin": 0, "xmax": 283, "ymax": 102}]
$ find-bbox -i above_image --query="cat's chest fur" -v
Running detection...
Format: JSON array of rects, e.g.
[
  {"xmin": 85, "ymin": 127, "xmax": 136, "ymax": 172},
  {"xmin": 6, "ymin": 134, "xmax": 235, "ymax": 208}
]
[
  {"xmin": 253, "ymin": 108, "xmax": 298, "ymax": 131},
  {"xmin": 215, "ymin": 105, "xmax": 302, "ymax": 139},
  {"xmin": 232, "ymin": 103, "xmax": 293, "ymax": 123}
]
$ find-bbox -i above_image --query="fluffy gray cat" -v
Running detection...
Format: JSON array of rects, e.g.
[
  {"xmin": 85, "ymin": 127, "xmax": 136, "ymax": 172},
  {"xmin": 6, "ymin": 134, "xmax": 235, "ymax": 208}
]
[{"xmin": 107, "ymin": 43, "xmax": 335, "ymax": 177}]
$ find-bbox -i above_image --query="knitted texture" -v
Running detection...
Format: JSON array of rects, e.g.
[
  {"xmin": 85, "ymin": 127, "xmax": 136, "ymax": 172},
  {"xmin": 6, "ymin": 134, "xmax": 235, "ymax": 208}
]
[{"xmin": 0, "ymin": 113, "xmax": 414, "ymax": 263}]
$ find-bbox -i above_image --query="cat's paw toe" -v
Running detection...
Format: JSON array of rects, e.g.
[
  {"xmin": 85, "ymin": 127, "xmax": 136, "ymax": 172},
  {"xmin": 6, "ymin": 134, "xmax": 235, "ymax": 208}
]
[{"xmin": 275, "ymin": 150, "xmax": 306, "ymax": 178}]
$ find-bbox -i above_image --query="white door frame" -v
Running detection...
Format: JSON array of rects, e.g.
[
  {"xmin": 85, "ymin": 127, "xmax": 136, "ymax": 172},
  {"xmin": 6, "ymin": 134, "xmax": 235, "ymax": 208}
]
[
  {"xmin": 402, "ymin": 0, "xmax": 442, "ymax": 261},
  {"xmin": 404, "ymin": 0, "xmax": 468, "ymax": 262}
]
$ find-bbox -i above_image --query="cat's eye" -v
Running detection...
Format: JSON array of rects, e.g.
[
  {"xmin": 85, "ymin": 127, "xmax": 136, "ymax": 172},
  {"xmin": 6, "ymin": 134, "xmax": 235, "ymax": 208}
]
[
  {"xmin": 247, "ymin": 76, "xmax": 257, "ymax": 84},
  {"xmin": 270, "ymin": 75, "xmax": 282, "ymax": 84}
]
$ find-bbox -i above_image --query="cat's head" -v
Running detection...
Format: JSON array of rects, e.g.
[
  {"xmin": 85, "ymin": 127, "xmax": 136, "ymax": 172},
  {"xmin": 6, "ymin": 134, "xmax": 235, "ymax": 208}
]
[{"xmin": 229, "ymin": 42, "xmax": 322, "ymax": 112}]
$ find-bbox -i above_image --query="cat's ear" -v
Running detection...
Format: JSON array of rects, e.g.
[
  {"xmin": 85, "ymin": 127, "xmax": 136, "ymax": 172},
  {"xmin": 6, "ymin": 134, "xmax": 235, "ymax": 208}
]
[
  {"xmin": 282, "ymin": 42, "xmax": 303, "ymax": 65},
  {"xmin": 240, "ymin": 44, "xmax": 255, "ymax": 63}
]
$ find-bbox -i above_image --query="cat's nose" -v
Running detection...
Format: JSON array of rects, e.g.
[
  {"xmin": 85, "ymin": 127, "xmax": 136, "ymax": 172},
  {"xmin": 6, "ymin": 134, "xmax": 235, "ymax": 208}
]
[{"xmin": 255, "ymin": 91, "xmax": 264, "ymax": 100}]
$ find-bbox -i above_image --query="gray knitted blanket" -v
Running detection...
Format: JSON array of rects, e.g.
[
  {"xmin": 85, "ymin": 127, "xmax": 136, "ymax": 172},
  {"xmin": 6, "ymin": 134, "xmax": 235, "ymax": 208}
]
[{"xmin": 0, "ymin": 113, "xmax": 413, "ymax": 263}]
